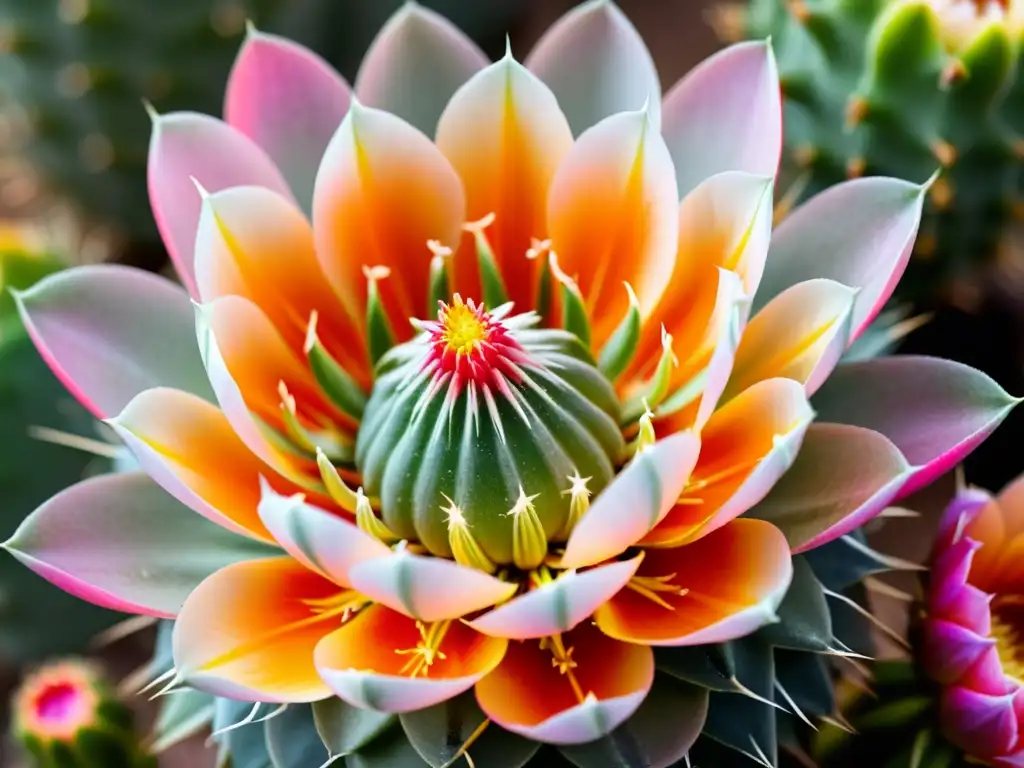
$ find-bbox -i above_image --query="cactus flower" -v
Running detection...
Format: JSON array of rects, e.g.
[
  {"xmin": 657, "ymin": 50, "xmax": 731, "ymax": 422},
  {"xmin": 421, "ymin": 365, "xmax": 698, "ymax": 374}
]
[
  {"xmin": 12, "ymin": 660, "xmax": 154, "ymax": 767},
  {"xmin": 923, "ymin": 476, "xmax": 1024, "ymax": 765},
  {"xmin": 3, "ymin": 1, "xmax": 1018, "ymax": 761}
]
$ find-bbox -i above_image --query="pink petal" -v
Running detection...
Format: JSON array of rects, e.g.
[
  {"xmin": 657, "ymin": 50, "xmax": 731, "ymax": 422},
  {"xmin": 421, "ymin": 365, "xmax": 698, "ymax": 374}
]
[
  {"xmin": 525, "ymin": 0, "xmax": 660, "ymax": 135},
  {"xmin": 754, "ymin": 177, "xmax": 928, "ymax": 337},
  {"xmin": 561, "ymin": 431, "xmax": 701, "ymax": 569},
  {"xmin": 148, "ymin": 112, "xmax": 293, "ymax": 296},
  {"xmin": 354, "ymin": 3, "xmax": 488, "ymax": 137},
  {"xmin": 941, "ymin": 685, "xmax": 1019, "ymax": 758},
  {"xmin": 752, "ymin": 423, "xmax": 912, "ymax": 553},
  {"xmin": 467, "ymin": 555, "xmax": 642, "ymax": 639},
  {"xmin": 13, "ymin": 265, "xmax": 212, "ymax": 419},
  {"xmin": 347, "ymin": 548, "xmax": 516, "ymax": 622},
  {"xmin": 811, "ymin": 356, "xmax": 1022, "ymax": 498},
  {"xmin": 3, "ymin": 472, "xmax": 268, "ymax": 618},
  {"xmin": 922, "ymin": 617, "xmax": 996, "ymax": 685},
  {"xmin": 693, "ymin": 268, "xmax": 746, "ymax": 432},
  {"xmin": 225, "ymin": 29, "xmax": 351, "ymax": 212},
  {"xmin": 661, "ymin": 41, "xmax": 781, "ymax": 197},
  {"xmin": 257, "ymin": 480, "xmax": 390, "ymax": 586}
]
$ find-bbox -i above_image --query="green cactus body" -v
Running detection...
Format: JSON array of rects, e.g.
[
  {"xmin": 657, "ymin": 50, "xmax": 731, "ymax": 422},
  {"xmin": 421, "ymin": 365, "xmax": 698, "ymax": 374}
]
[
  {"xmin": 13, "ymin": 659, "xmax": 156, "ymax": 768},
  {"xmin": 744, "ymin": 0, "xmax": 1023, "ymax": 305}
]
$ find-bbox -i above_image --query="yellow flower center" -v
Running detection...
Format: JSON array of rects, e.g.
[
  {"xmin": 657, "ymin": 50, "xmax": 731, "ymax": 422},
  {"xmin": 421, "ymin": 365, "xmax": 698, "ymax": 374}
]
[
  {"xmin": 442, "ymin": 301, "xmax": 489, "ymax": 355},
  {"xmin": 990, "ymin": 595, "xmax": 1024, "ymax": 683}
]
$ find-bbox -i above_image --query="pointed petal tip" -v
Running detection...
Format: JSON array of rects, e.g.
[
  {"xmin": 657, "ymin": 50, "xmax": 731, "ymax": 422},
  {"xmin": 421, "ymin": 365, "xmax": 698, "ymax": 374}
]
[{"xmin": 142, "ymin": 98, "xmax": 160, "ymax": 123}]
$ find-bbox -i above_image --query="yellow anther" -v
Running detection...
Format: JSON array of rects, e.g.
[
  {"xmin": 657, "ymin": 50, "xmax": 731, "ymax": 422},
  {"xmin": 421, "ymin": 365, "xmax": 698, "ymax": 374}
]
[
  {"xmin": 507, "ymin": 486, "xmax": 547, "ymax": 571},
  {"xmin": 625, "ymin": 573, "xmax": 689, "ymax": 611},
  {"xmin": 462, "ymin": 212, "xmax": 496, "ymax": 234},
  {"xmin": 356, "ymin": 489, "xmax": 400, "ymax": 544},
  {"xmin": 303, "ymin": 590, "xmax": 370, "ymax": 622},
  {"xmin": 443, "ymin": 494, "xmax": 497, "ymax": 574},
  {"xmin": 440, "ymin": 296, "xmax": 489, "ymax": 354},
  {"xmin": 543, "ymin": 634, "xmax": 586, "ymax": 702},
  {"xmin": 427, "ymin": 239, "xmax": 453, "ymax": 258},
  {"xmin": 526, "ymin": 237, "xmax": 552, "ymax": 261},
  {"xmin": 395, "ymin": 620, "xmax": 451, "ymax": 678},
  {"xmin": 362, "ymin": 264, "xmax": 391, "ymax": 282},
  {"xmin": 556, "ymin": 471, "xmax": 592, "ymax": 540}
]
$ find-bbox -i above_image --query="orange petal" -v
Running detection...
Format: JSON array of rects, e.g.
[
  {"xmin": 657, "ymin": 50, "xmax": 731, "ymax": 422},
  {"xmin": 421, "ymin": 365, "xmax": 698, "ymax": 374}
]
[
  {"xmin": 109, "ymin": 387, "xmax": 274, "ymax": 542},
  {"xmin": 348, "ymin": 547, "xmax": 516, "ymax": 622},
  {"xmin": 547, "ymin": 107, "xmax": 678, "ymax": 347},
  {"xmin": 173, "ymin": 557, "xmax": 337, "ymax": 702},
  {"xmin": 194, "ymin": 186, "xmax": 370, "ymax": 387},
  {"xmin": 643, "ymin": 378, "xmax": 813, "ymax": 548},
  {"xmin": 723, "ymin": 278, "xmax": 857, "ymax": 401},
  {"xmin": 626, "ymin": 171, "xmax": 772, "ymax": 387},
  {"xmin": 197, "ymin": 295, "xmax": 344, "ymax": 467},
  {"xmin": 596, "ymin": 518, "xmax": 792, "ymax": 646},
  {"xmin": 312, "ymin": 101, "xmax": 466, "ymax": 334},
  {"xmin": 475, "ymin": 620, "xmax": 654, "ymax": 744},
  {"xmin": 436, "ymin": 53, "xmax": 573, "ymax": 310},
  {"xmin": 315, "ymin": 604, "xmax": 507, "ymax": 713}
]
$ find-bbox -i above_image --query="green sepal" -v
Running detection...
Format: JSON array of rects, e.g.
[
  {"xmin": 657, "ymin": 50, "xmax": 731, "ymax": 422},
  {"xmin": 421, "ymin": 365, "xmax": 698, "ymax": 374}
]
[
  {"xmin": 345, "ymin": 722, "xmax": 426, "ymax": 768},
  {"xmin": 312, "ymin": 697, "xmax": 394, "ymax": 758},
  {"xmin": 698, "ymin": 638, "xmax": 778, "ymax": 766},
  {"xmin": 655, "ymin": 643, "xmax": 738, "ymax": 693},
  {"xmin": 620, "ymin": 328, "xmax": 676, "ymax": 425},
  {"xmin": 558, "ymin": 675, "xmax": 708, "ymax": 768},
  {"xmin": 534, "ymin": 257, "xmax": 553, "ymax": 325},
  {"xmin": 756, "ymin": 555, "xmax": 834, "ymax": 653},
  {"xmin": 428, "ymin": 254, "xmax": 452, "ymax": 310},
  {"xmin": 774, "ymin": 649, "xmax": 834, "ymax": 720},
  {"xmin": 150, "ymin": 688, "xmax": 215, "ymax": 754},
  {"xmin": 474, "ymin": 231, "xmax": 510, "ymax": 310},
  {"xmin": 803, "ymin": 531, "xmax": 900, "ymax": 591},
  {"xmin": 399, "ymin": 691, "xmax": 538, "ymax": 768},
  {"xmin": 265, "ymin": 705, "xmax": 329, "ymax": 768},
  {"xmin": 556, "ymin": 273, "xmax": 591, "ymax": 350},
  {"xmin": 366, "ymin": 272, "xmax": 397, "ymax": 369},
  {"xmin": 306, "ymin": 327, "xmax": 367, "ymax": 421},
  {"xmin": 211, "ymin": 698, "xmax": 272, "ymax": 768},
  {"xmin": 596, "ymin": 284, "xmax": 640, "ymax": 383}
]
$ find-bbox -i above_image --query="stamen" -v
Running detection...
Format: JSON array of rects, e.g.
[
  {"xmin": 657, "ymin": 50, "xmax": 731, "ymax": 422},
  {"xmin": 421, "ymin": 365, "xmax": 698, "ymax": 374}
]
[
  {"xmin": 463, "ymin": 213, "xmax": 508, "ymax": 308},
  {"xmin": 364, "ymin": 265, "xmax": 396, "ymax": 365},
  {"xmin": 625, "ymin": 573, "xmax": 689, "ymax": 610},
  {"xmin": 395, "ymin": 620, "xmax": 452, "ymax": 678},
  {"xmin": 544, "ymin": 634, "xmax": 586, "ymax": 703}
]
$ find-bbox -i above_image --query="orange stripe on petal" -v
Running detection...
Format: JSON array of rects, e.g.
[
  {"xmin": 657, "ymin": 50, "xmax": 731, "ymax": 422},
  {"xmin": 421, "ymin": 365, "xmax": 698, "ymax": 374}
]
[
  {"xmin": 723, "ymin": 278, "xmax": 857, "ymax": 401},
  {"xmin": 547, "ymin": 108, "xmax": 678, "ymax": 347},
  {"xmin": 194, "ymin": 186, "xmax": 370, "ymax": 387},
  {"xmin": 173, "ymin": 557, "xmax": 338, "ymax": 702},
  {"xmin": 315, "ymin": 604, "xmax": 507, "ymax": 713},
  {"xmin": 109, "ymin": 387, "xmax": 274, "ymax": 542},
  {"xmin": 475, "ymin": 621, "xmax": 654, "ymax": 744},
  {"xmin": 312, "ymin": 102, "xmax": 466, "ymax": 334},
  {"xmin": 436, "ymin": 54, "xmax": 573, "ymax": 310},
  {"xmin": 627, "ymin": 171, "xmax": 772, "ymax": 387},
  {"xmin": 596, "ymin": 519, "xmax": 792, "ymax": 646},
  {"xmin": 643, "ymin": 378, "xmax": 813, "ymax": 548}
]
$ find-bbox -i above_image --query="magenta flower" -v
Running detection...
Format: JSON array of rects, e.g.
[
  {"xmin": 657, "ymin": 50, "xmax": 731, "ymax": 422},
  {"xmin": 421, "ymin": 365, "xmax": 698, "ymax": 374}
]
[{"xmin": 924, "ymin": 476, "xmax": 1024, "ymax": 765}]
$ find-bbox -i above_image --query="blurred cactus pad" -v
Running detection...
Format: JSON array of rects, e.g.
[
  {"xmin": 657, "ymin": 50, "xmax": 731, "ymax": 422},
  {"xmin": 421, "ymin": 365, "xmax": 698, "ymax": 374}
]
[
  {"xmin": 735, "ymin": 0, "xmax": 1024, "ymax": 305},
  {"xmin": 0, "ymin": 235, "xmax": 120, "ymax": 662},
  {"xmin": 0, "ymin": 0, "xmax": 521, "ymax": 257}
]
